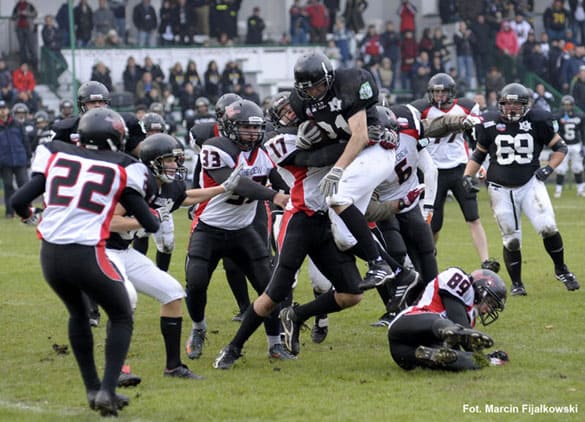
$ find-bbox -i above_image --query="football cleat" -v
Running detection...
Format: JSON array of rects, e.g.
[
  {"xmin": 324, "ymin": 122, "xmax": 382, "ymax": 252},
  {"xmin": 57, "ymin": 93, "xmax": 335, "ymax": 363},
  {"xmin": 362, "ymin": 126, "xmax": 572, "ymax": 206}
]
[
  {"xmin": 370, "ymin": 312, "xmax": 396, "ymax": 327},
  {"xmin": 555, "ymin": 267, "xmax": 580, "ymax": 291},
  {"xmin": 481, "ymin": 258, "xmax": 501, "ymax": 273},
  {"xmin": 386, "ymin": 268, "xmax": 421, "ymax": 314},
  {"xmin": 88, "ymin": 390, "xmax": 129, "ymax": 417},
  {"xmin": 164, "ymin": 364, "xmax": 205, "ymax": 379},
  {"xmin": 268, "ymin": 343, "xmax": 298, "ymax": 360},
  {"xmin": 213, "ymin": 345, "xmax": 242, "ymax": 370},
  {"xmin": 310, "ymin": 316, "xmax": 329, "ymax": 343},
  {"xmin": 415, "ymin": 346, "xmax": 458, "ymax": 366},
  {"xmin": 117, "ymin": 364, "xmax": 141, "ymax": 388},
  {"xmin": 186, "ymin": 328, "xmax": 206, "ymax": 359},
  {"xmin": 510, "ymin": 282, "xmax": 527, "ymax": 296},
  {"xmin": 279, "ymin": 306, "xmax": 301, "ymax": 355},
  {"xmin": 360, "ymin": 260, "xmax": 394, "ymax": 291},
  {"xmin": 439, "ymin": 324, "xmax": 494, "ymax": 351},
  {"xmin": 487, "ymin": 350, "xmax": 509, "ymax": 366}
]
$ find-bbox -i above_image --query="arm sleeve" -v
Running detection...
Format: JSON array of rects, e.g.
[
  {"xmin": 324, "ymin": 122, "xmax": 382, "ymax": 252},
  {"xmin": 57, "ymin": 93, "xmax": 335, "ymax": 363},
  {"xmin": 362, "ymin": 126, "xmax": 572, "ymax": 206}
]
[
  {"xmin": 118, "ymin": 188, "xmax": 160, "ymax": 233},
  {"xmin": 440, "ymin": 290, "xmax": 472, "ymax": 328},
  {"xmin": 421, "ymin": 114, "xmax": 465, "ymax": 138},
  {"xmin": 287, "ymin": 143, "xmax": 347, "ymax": 167},
  {"xmin": 10, "ymin": 173, "xmax": 45, "ymax": 218},
  {"xmin": 208, "ymin": 167, "xmax": 277, "ymax": 201},
  {"xmin": 418, "ymin": 148, "xmax": 437, "ymax": 208}
]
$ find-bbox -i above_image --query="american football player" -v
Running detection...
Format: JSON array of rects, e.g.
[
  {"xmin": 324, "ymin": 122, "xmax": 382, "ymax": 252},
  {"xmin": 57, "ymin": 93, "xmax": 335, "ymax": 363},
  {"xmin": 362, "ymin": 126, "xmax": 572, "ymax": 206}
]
[
  {"xmin": 411, "ymin": 73, "xmax": 500, "ymax": 273},
  {"xmin": 290, "ymin": 51, "xmax": 396, "ymax": 290},
  {"xmin": 388, "ymin": 267, "xmax": 508, "ymax": 371},
  {"xmin": 463, "ymin": 83, "xmax": 580, "ymax": 295},
  {"xmin": 11, "ymin": 108, "xmax": 160, "ymax": 416},
  {"xmin": 553, "ymin": 95, "xmax": 585, "ymax": 198},
  {"xmin": 184, "ymin": 99, "xmax": 293, "ymax": 362}
]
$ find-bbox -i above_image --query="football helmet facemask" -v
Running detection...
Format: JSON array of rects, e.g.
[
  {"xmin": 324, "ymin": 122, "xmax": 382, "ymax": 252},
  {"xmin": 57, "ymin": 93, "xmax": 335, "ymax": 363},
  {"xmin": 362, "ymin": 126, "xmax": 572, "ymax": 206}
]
[
  {"xmin": 427, "ymin": 73, "xmax": 456, "ymax": 108},
  {"xmin": 223, "ymin": 100, "xmax": 266, "ymax": 151},
  {"xmin": 77, "ymin": 81, "xmax": 111, "ymax": 113},
  {"xmin": 140, "ymin": 133, "xmax": 187, "ymax": 183},
  {"xmin": 294, "ymin": 52, "xmax": 335, "ymax": 101},
  {"xmin": 268, "ymin": 91, "xmax": 299, "ymax": 128},
  {"xmin": 498, "ymin": 83, "xmax": 530, "ymax": 122},
  {"xmin": 78, "ymin": 108, "xmax": 126, "ymax": 151},
  {"xmin": 470, "ymin": 269, "xmax": 507, "ymax": 326}
]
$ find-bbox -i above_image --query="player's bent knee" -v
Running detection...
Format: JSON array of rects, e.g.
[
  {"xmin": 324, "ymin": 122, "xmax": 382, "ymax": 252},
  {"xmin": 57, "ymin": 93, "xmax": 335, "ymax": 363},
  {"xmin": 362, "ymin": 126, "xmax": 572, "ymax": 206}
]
[
  {"xmin": 254, "ymin": 294, "xmax": 276, "ymax": 317},
  {"xmin": 503, "ymin": 237, "xmax": 521, "ymax": 251},
  {"xmin": 335, "ymin": 292, "xmax": 362, "ymax": 308}
]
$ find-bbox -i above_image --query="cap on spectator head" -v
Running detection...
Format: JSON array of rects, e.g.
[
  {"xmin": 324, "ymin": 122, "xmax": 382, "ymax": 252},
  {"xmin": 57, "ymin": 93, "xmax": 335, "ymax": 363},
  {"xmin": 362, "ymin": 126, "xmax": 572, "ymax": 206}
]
[
  {"xmin": 580, "ymin": 65, "xmax": 585, "ymax": 72},
  {"xmin": 0, "ymin": 100, "xmax": 7, "ymax": 108}
]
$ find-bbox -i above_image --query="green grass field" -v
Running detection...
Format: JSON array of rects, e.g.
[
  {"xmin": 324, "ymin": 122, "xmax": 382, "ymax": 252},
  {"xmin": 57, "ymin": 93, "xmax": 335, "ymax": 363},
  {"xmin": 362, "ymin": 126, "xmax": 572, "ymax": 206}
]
[{"xmin": 1, "ymin": 187, "xmax": 584, "ymax": 421}]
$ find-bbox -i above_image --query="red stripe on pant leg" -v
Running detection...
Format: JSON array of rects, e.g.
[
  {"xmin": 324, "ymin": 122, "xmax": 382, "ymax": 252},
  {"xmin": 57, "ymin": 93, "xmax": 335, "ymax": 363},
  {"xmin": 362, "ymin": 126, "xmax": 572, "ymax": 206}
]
[{"xmin": 95, "ymin": 245, "xmax": 123, "ymax": 282}]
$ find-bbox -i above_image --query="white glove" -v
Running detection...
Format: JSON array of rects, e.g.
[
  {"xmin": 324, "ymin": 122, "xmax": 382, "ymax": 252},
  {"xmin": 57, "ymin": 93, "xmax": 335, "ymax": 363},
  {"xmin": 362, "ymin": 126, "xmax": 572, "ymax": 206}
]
[
  {"xmin": 462, "ymin": 114, "xmax": 482, "ymax": 130},
  {"xmin": 22, "ymin": 207, "xmax": 42, "ymax": 226},
  {"xmin": 155, "ymin": 206, "xmax": 171, "ymax": 222},
  {"xmin": 221, "ymin": 162, "xmax": 244, "ymax": 192},
  {"xmin": 319, "ymin": 166, "xmax": 344, "ymax": 197},
  {"xmin": 296, "ymin": 120, "xmax": 323, "ymax": 150}
]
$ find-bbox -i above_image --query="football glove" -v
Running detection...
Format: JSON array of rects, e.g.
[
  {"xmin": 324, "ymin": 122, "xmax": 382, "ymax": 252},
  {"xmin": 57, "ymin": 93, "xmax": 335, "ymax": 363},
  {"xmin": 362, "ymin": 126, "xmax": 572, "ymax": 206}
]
[
  {"xmin": 22, "ymin": 207, "xmax": 43, "ymax": 226},
  {"xmin": 462, "ymin": 114, "xmax": 482, "ymax": 130},
  {"xmin": 221, "ymin": 162, "xmax": 243, "ymax": 192},
  {"xmin": 462, "ymin": 175, "xmax": 480, "ymax": 193},
  {"xmin": 534, "ymin": 165, "xmax": 553, "ymax": 181},
  {"xmin": 398, "ymin": 184, "xmax": 425, "ymax": 211},
  {"xmin": 154, "ymin": 206, "xmax": 171, "ymax": 223},
  {"xmin": 296, "ymin": 120, "xmax": 323, "ymax": 150},
  {"xmin": 319, "ymin": 166, "xmax": 344, "ymax": 197}
]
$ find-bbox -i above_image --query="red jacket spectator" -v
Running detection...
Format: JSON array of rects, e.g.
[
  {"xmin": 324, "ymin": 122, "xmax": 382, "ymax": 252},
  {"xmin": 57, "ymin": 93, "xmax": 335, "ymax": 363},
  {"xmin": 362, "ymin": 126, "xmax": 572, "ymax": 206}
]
[
  {"xmin": 398, "ymin": 0, "xmax": 417, "ymax": 33},
  {"xmin": 305, "ymin": 0, "xmax": 329, "ymax": 44},
  {"xmin": 496, "ymin": 21, "xmax": 519, "ymax": 57},
  {"xmin": 12, "ymin": 63, "xmax": 35, "ymax": 93}
]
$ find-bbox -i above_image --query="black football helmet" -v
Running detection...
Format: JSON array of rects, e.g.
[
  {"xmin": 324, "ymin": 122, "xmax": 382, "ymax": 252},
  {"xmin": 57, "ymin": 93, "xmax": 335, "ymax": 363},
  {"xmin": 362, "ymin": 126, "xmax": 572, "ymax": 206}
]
[
  {"xmin": 427, "ymin": 73, "xmax": 456, "ymax": 108},
  {"xmin": 78, "ymin": 108, "xmax": 126, "ymax": 151},
  {"xmin": 60, "ymin": 99, "xmax": 74, "ymax": 116},
  {"xmin": 77, "ymin": 81, "xmax": 111, "ymax": 113},
  {"xmin": 223, "ymin": 99, "xmax": 266, "ymax": 151},
  {"xmin": 140, "ymin": 112, "xmax": 167, "ymax": 134},
  {"xmin": 470, "ymin": 269, "xmax": 507, "ymax": 326},
  {"xmin": 268, "ymin": 91, "xmax": 300, "ymax": 128},
  {"xmin": 375, "ymin": 105, "xmax": 400, "ymax": 148},
  {"xmin": 215, "ymin": 93, "xmax": 242, "ymax": 135},
  {"xmin": 294, "ymin": 52, "xmax": 335, "ymax": 101},
  {"xmin": 140, "ymin": 133, "xmax": 187, "ymax": 183},
  {"xmin": 498, "ymin": 83, "xmax": 530, "ymax": 122},
  {"xmin": 561, "ymin": 95, "xmax": 575, "ymax": 113}
]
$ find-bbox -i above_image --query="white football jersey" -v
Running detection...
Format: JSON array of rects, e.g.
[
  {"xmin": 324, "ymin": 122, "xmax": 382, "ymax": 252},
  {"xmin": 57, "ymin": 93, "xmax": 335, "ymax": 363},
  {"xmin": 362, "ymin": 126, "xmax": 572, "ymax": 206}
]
[
  {"xmin": 421, "ymin": 100, "xmax": 479, "ymax": 169},
  {"xmin": 32, "ymin": 142, "xmax": 149, "ymax": 246},
  {"xmin": 264, "ymin": 132, "xmax": 330, "ymax": 214},
  {"xmin": 402, "ymin": 266, "xmax": 476, "ymax": 326},
  {"xmin": 195, "ymin": 143, "xmax": 276, "ymax": 230}
]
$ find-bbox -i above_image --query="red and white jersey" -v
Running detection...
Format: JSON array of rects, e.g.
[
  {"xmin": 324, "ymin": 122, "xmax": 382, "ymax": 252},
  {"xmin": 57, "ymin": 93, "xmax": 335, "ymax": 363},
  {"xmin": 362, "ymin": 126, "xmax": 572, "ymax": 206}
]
[
  {"xmin": 32, "ymin": 141, "xmax": 149, "ymax": 246},
  {"xmin": 403, "ymin": 266, "xmax": 476, "ymax": 326},
  {"xmin": 414, "ymin": 98, "xmax": 479, "ymax": 169},
  {"xmin": 196, "ymin": 140, "xmax": 276, "ymax": 230},
  {"xmin": 264, "ymin": 132, "xmax": 330, "ymax": 214}
]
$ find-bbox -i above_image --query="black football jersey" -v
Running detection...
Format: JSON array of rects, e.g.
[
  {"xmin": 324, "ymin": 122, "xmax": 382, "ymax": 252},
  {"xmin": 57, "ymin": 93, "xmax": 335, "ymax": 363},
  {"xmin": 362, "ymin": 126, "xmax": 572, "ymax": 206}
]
[
  {"xmin": 474, "ymin": 108, "xmax": 557, "ymax": 187},
  {"xmin": 289, "ymin": 67, "xmax": 379, "ymax": 142},
  {"xmin": 554, "ymin": 111, "xmax": 585, "ymax": 145}
]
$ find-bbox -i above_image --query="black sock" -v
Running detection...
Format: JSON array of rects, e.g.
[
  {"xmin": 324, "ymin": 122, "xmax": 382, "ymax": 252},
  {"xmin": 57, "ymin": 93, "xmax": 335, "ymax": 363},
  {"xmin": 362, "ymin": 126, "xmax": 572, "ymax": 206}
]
[
  {"xmin": 339, "ymin": 205, "xmax": 380, "ymax": 262},
  {"xmin": 503, "ymin": 247, "xmax": 522, "ymax": 285},
  {"xmin": 294, "ymin": 290, "xmax": 342, "ymax": 324},
  {"xmin": 543, "ymin": 232, "xmax": 565, "ymax": 272},
  {"xmin": 313, "ymin": 288, "xmax": 328, "ymax": 321},
  {"xmin": 156, "ymin": 251, "xmax": 172, "ymax": 272},
  {"xmin": 231, "ymin": 305, "xmax": 264, "ymax": 349},
  {"xmin": 161, "ymin": 316, "xmax": 182, "ymax": 370}
]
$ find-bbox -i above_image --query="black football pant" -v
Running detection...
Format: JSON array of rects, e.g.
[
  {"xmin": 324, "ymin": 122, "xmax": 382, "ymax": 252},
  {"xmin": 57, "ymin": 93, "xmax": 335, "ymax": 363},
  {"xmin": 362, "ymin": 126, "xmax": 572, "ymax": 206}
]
[{"xmin": 40, "ymin": 241, "xmax": 133, "ymax": 395}]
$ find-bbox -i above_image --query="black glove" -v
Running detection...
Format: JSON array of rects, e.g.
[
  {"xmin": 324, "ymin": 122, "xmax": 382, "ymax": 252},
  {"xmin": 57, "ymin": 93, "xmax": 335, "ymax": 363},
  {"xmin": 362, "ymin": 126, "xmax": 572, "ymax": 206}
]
[
  {"xmin": 462, "ymin": 175, "xmax": 480, "ymax": 193},
  {"xmin": 534, "ymin": 165, "xmax": 553, "ymax": 181}
]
